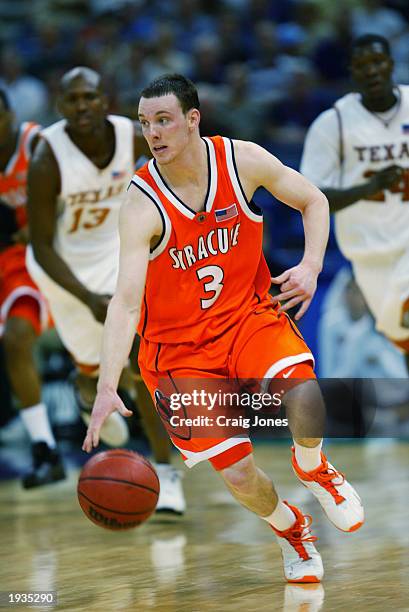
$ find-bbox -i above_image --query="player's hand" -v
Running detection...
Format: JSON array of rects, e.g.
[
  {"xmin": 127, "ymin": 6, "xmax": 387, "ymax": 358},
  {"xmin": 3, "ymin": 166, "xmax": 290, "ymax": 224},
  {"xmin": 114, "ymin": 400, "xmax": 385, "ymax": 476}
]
[
  {"xmin": 368, "ymin": 165, "xmax": 404, "ymax": 194},
  {"xmin": 271, "ymin": 262, "xmax": 319, "ymax": 320},
  {"xmin": 82, "ymin": 388, "xmax": 133, "ymax": 453},
  {"xmin": 85, "ymin": 293, "xmax": 112, "ymax": 323}
]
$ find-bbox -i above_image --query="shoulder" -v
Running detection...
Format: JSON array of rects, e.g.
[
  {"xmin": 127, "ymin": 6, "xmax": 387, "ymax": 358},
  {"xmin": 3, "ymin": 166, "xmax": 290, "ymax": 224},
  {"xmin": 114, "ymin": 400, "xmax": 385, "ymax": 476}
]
[
  {"xmin": 40, "ymin": 119, "xmax": 66, "ymax": 140},
  {"xmin": 29, "ymin": 134, "xmax": 59, "ymax": 176},
  {"xmin": 232, "ymin": 139, "xmax": 277, "ymax": 162},
  {"xmin": 232, "ymin": 139, "xmax": 282, "ymax": 174},
  {"xmin": 122, "ymin": 180, "xmax": 164, "ymax": 237},
  {"xmin": 398, "ymin": 84, "xmax": 409, "ymax": 106},
  {"xmin": 107, "ymin": 114, "xmax": 133, "ymax": 130},
  {"xmin": 307, "ymin": 107, "xmax": 339, "ymax": 136}
]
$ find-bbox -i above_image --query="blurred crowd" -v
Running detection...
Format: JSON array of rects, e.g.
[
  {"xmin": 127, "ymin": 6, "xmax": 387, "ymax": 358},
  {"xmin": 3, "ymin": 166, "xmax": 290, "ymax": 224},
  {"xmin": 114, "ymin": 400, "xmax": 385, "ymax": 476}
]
[
  {"xmin": 0, "ymin": 0, "xmax": 409, "ymax": 145},
  {"xmin": 1, "ymin": 0, "xmax": 408, "ymax": 380}
]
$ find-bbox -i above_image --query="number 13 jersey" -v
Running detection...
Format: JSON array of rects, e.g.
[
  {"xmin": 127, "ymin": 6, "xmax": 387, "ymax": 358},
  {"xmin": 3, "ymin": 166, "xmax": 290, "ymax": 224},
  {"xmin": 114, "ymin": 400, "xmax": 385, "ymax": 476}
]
[
  {"xmin": 132, "ymin": 136, "xmax": 272, "ymax": 344},
  {"xmin": 40, "ymin": 115, "xmax": 134, "ymax": 290}
]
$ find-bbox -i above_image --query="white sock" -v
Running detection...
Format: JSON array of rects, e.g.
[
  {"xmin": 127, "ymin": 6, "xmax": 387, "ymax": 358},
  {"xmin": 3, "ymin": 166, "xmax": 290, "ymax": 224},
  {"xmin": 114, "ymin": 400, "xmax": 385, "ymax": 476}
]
[
  {"xmin": 261, "ymin": 499, "xmax": 296, "ymax": 531},
  {"xmin": 294, "ymin": 439, "xmax": 323, "ymax": 472},
  {"xmin": 20, "ymin": 403, "xmax": 56, "ymax": 448}
]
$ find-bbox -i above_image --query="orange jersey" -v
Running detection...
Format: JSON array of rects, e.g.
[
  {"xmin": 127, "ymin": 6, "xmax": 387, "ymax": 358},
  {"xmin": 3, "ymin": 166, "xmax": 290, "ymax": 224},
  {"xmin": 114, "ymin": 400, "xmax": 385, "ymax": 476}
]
[
  {"xmin": 132, "ymin": 136, "xmax": 272, "ymax": 344},
  {"xmin": 0, "ymin": 121, "xmax": 40, "ymax": 230}
]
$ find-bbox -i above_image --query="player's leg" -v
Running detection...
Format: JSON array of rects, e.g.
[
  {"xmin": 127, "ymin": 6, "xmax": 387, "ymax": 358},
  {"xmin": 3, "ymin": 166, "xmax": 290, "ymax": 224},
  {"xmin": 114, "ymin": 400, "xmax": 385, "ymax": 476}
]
[
  {"xmin": 279, "ymin": 370, "xmax": 364, "ymax": 532},
  {"xmin": 374, "ymin": 251, "xmax": 409, "ymax": 374},
  {"xmin": 219, "ymin": 453, "xmax": 323, "ymax": 583},
  {"xmin": 233, "ymin": 307, "xmax": 364, "ymax": 532},
  {"xmin": 141, "ymin": 357, "xmax": 322, "ymax": 582},
  {"xmin": 353, "ymin": 257, "xmax": 409, "ymax": 373},
  {"xmin": 2, "ymin": 297, "xmax": 65, "ymax": 488}
]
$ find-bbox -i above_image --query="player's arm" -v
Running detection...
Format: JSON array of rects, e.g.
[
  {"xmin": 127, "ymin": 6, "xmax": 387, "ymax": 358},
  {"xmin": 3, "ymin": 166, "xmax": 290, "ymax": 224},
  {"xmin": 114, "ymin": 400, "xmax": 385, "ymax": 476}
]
[
  {"xmin": 235, "ymin": 139, "xmax": 329, "ymax": 319},
  {"xmin": 11, "ymin": 129, "xmax": 42, "ymax": 245},
  {"xmin": 300, "ymin": 111, "xmax": 404, "ymax": 213},
  {"xmin": 27, "ymin": 138, "xmax": 110, "ymax": 322},
  {"xmin": 322, "ymin": 167, "xmax": 404, "ymax": 212},
  {"xmin": 82, "ymin": 186, "xmax": 163, "ymax": 452}
]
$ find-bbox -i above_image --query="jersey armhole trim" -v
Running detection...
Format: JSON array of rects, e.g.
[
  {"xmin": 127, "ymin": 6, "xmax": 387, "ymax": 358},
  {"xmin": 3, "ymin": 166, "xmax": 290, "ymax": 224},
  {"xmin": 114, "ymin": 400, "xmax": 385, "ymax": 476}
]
[
  {"xmin": 222, "ymin": 137, "xmax": 263, "ymax": 222},
  {"xmin": 129, "ymin": 176, "xmax": 172, "ymax": 260}
]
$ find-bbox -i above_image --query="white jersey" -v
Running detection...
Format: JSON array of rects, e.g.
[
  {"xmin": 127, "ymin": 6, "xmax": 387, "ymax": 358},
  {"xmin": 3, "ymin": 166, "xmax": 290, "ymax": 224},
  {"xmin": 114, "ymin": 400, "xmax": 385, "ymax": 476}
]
[
  {"xmin": 300, "ymin": 85, "xmax": 409, "ymax": 263},
  {"xmin": 41, "ymin": 114, "xmax": 134, "ymax": 290}
]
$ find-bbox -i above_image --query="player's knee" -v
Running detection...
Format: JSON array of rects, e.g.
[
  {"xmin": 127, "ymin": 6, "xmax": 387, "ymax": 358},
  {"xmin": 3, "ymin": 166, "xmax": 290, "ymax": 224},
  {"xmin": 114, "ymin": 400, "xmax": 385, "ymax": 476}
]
[
  {"xmin": 220, "ymin": 454, "xmax": 257, "ymax": 494},
  {"xmin": 3, "ymin": 317, "xmax": 36, "ymax": 359},
  {"xmin": 282, "ymin": 379, "xmax": 324, "ymax": 410}
]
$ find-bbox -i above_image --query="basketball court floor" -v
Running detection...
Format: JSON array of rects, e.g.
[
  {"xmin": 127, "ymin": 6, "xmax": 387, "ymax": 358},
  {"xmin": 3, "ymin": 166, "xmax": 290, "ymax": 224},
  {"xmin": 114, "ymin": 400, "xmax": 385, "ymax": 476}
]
[{"xmin": 0, "ymin": 440, "xmax": 408, "ymax": 611}]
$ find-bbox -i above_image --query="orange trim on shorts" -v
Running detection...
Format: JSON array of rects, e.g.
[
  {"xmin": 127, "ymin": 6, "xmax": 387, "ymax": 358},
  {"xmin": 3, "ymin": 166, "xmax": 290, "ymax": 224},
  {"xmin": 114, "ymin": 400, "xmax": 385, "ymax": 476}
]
[
  {"xmin": 75, "ymin": 361, "xmax": 99, "ymax": 376},
  {"xmin": 209, "ymin": 441, "xmax": 253, "ymax": 471}
]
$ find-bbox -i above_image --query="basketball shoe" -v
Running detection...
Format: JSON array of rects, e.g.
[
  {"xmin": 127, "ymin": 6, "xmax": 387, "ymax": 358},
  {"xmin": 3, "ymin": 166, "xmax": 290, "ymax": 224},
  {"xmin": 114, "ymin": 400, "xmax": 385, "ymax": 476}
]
[
  {"xmin": 155, "ymin": 464, "xmax": 186, "ymax": 515},
  {"xmin": 292, "ymin": 447, "xmax": 364, "ymax": 532},
  {"xmin": 23, "ymin": 442, "xmax": 66, "ymax": 489},
  {"xmin": 272, "ymin": 502, "xmax": 323, "ymax": 583}
]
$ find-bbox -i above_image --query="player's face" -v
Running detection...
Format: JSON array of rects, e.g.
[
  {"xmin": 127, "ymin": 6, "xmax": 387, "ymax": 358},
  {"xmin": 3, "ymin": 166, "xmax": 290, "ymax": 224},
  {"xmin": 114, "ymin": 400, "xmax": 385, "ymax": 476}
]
[
  {"xmin": 0, "ymin": 100, "xmax": 14, "ymax": 146},
  {"xmin": 58, "ymin": 79, "xmax": 108, "ymax": 135},
  {"xmin": 138, "ymin": 94, "xmax": 195, "ymax": 164},
  {"xmin": 351, "ymin": 43, "xmax": 393, "ymax": 99}
]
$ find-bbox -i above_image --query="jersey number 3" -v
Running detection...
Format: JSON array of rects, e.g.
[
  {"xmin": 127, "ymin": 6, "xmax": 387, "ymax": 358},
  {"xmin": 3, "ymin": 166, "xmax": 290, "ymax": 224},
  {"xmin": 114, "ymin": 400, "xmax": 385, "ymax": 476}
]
[{"xmin": 196, "ymin": 265, "xmax": 224, "ymax": 309}]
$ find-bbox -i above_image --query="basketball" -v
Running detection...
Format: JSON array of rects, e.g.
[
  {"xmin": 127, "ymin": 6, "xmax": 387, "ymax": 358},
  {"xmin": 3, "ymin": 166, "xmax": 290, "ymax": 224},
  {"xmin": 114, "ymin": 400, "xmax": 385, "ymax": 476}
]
[{"xmin": 77, "ymin": 450, "xmax": 160, "ymax": 530}]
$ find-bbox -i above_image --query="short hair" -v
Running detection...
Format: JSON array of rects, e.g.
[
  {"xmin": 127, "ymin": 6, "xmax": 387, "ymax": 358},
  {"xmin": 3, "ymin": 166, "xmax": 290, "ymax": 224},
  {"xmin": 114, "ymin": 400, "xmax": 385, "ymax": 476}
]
[
  {"xmin": 140, "ymin": 74, "xmax": 200, "ymax": 114},
  {"xmin": 0, "ymin": 88, "xmax": 11, "ymax": 111},
  {"xmin": 352, "ymin": 34, "xmax": 391, "ymax": 57}
]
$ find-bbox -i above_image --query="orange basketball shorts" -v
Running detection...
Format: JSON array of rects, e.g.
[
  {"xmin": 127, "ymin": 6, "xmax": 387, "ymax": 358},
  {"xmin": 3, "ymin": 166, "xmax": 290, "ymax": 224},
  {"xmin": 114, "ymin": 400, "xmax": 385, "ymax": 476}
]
[
  {"xmin": 0, "ymin": 244, "xmax": 48, "ymax": 335},
  {"xmin": 139, "ymin": 304, "xmax": 315, "ymax": 471}
]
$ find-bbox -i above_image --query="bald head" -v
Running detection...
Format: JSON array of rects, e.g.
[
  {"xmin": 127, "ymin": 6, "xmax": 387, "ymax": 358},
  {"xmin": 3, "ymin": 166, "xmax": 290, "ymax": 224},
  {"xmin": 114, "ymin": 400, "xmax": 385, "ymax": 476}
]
[
  {"xmin": 60, "ymin": 67, "xmax": 103, "ymax": 93},
  {"xmin": 58, "ymin": 66, "xmax": 108, "ymax": 135}
]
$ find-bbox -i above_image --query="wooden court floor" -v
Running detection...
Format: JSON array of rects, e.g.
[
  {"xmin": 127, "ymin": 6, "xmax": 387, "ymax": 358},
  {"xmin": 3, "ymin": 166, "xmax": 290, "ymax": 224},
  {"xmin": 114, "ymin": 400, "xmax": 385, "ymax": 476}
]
[{"xmin": 0, "ymin": 441, "xmax": 408, "ymax": 612}]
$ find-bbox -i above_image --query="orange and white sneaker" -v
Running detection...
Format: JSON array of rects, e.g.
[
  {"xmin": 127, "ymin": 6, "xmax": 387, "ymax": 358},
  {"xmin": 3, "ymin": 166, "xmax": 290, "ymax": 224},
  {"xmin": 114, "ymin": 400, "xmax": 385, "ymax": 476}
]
[
  {"xmin": 292, "ymin": 447, "xmax": 364, "ymax": 533},
  {"xmin": 272, "ymin": 502, "xmax": 324, "ymax": 584}
]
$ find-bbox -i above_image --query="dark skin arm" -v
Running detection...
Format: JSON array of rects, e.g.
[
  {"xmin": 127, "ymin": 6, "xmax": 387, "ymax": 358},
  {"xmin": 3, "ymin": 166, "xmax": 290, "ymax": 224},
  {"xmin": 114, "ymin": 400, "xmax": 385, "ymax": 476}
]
[
  {"xmin": 323, "ymin": 164, "xmax": 404, "ymax": 213},
  {"xmin": 27, "ymin": 138, "xmax": 110, "ymax": 323}
]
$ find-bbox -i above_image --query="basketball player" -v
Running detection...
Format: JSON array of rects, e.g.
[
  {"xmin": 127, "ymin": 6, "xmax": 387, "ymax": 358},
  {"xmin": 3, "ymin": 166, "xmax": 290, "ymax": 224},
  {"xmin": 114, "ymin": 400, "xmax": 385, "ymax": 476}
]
[
  {"xmin": 300, "ymin": 34, "xmax": 409, "ymax": 367},
  {"xmin": 0, "ymin": 89, "xmax": 65, "ymax": 488},
  {"xmin": 83, "ymin": 74, "xmax": 364, "ymax": 582},
  {"xmin": 26, "ymin": 67, "xmax": 185, "ymax": 514}
]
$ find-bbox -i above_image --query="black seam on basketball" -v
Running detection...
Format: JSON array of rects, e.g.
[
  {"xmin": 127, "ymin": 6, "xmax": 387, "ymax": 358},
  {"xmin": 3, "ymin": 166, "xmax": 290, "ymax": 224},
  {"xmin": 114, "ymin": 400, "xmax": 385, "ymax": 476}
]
[
  {"xmin": 78, "ymin": 477, "xmax": 159, "ymax": 494},
  {"xmin": 89, "ymin": 452, "xmax": 160, "ymax": 485},
  {"xmin": 78, "ymin": 491, "xmax": 155, "ymax": 515}
]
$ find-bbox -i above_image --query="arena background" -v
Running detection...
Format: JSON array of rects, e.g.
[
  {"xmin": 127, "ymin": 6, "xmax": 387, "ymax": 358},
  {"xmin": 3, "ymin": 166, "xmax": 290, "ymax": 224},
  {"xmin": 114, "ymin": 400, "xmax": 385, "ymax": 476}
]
[{"xmin": 0, "ymin": 1, "xmax": 409, "ymax": 610}]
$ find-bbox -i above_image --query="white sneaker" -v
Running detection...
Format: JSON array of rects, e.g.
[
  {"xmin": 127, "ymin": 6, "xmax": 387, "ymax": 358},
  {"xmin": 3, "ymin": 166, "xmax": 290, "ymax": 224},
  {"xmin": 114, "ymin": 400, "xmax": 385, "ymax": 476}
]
[
  {"xmin": 292, "ymin": 447, "xmax": 364, "ymax": 533},
  {"xmin": 155, "ymin": 464, "xmax": 186, "ymax": 515},
  {"xmin": 284, "ymin": 583, "xmax": 325, "ymax": 611},
  {"xmin": 272, "ymin": 502, "xmax": 323, "ymax": 584},
  {"xmin": 80, "ymin": 410, "xmax": 129, "ymax": 447}
]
